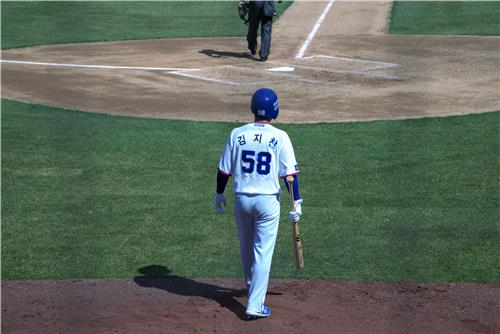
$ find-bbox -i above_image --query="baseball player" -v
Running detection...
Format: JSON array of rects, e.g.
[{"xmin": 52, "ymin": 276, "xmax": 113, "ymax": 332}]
[{"xmin": 214, "ymin": 88, "xmax": 303, "ymax": 320}]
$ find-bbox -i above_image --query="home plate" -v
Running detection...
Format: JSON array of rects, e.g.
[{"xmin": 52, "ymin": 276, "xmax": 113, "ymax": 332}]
[{"xmin": 266, "ymin": 66, "xmax": 295, "ymax": 72}]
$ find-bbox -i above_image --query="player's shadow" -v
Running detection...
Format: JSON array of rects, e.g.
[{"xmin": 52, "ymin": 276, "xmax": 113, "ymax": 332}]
[
  {"xmin": 133, "ymin": 265, "xmax": 247, "ymax": 320},
  {"xmin": 199, "ymin": 49, "xmax": 259, "ymax": 61}
]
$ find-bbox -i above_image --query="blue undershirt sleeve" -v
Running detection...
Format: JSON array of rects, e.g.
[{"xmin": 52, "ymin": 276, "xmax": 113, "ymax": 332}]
[
  {"xmin": 216, "ymin": 170, "xmax": 230, "ymax": 194},
  {"xmin": 283, "ymin": 175, "xmax": 301, "ymax": 201}
]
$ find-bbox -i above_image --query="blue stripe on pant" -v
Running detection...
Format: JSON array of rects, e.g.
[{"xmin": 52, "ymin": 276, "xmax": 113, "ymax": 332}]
[{"xmin": 235, "ymin": 193, "xmax": 280, "ymax": 314}]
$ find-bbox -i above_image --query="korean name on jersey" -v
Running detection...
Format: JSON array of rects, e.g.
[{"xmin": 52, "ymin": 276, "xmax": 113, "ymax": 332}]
[{"xmin": 218, "ymin": 123, "xmax": 299, "ymax": 195}]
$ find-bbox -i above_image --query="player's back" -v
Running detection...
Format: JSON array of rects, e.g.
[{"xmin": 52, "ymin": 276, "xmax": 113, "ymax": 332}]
[{"xmin": 222, "ymin": 122, "xmax": 296, "ymax": 195}]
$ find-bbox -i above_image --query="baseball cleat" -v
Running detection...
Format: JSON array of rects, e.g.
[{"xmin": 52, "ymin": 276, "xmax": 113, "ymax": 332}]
[{"xmin": 245, "ymin": 305, "xmax": 270, "ymax": 320}]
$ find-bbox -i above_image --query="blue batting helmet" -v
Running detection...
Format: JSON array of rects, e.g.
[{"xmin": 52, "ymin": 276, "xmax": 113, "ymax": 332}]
[{"xmin": 251, "ymin": 88, "xmax": 279, "ymax": 119}]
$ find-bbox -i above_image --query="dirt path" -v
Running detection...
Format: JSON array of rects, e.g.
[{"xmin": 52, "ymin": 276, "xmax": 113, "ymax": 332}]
[
  {"xmin": 2, "ymin": 276, "xmax": 499, "ymax": 334},
  {"xmin": 1, "ymin": 2, "xmax": 499, "ymax": 333},
  {"xmin": 1, "ymin": 1, "xmax": 498, "ymax": 123}
]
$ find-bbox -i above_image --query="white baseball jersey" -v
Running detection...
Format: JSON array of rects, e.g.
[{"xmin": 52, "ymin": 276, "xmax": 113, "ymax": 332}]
[{"xmin": 218, "ymin": 122, "xmax": 299, "ymax": 194}]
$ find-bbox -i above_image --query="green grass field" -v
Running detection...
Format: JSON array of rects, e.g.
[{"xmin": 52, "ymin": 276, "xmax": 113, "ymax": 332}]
[
  {"xmin": 2, "ymin": 100, "xmax": 498, "ymax": 282},
  {"xmin": 389, "ymin": 1, "xmax": 500, "ymax": 35},
  {"xmin": 1, "ymin": 1, "xmax": 499, "ymax": 283},
  {"xmin": 0, "ymin": 1, "xmax": 292, "ymax": 49}
]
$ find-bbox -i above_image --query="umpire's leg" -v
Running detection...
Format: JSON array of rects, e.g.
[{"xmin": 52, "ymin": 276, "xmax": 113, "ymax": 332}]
[
  {"xmin": 246, "ymin": 5, "xmax": 260, "ymax": 54},
  {"xmin": 259, "ymin": 16, "xmax": 273, "ymax": 60}
]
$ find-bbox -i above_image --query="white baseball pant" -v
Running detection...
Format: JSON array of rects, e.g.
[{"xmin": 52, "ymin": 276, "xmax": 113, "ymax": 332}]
[{"xmin": 234, "ymin": 193, "xmax": 280, "ymax": 314}]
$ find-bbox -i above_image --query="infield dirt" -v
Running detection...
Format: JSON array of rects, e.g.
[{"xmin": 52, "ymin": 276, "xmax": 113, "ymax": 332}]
[
  {"xmin": 2, "ymin": 1, "xmax": 499, "ymax": 123},
  {"xmin": 1, "ymin": 2, "xmax": 499, "ymax": 333}
]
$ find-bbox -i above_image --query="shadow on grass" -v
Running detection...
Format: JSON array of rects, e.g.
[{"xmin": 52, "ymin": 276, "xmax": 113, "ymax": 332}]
[{"xmin": 133, "ymin": 265, "xmax": 247, "ymax": 320}]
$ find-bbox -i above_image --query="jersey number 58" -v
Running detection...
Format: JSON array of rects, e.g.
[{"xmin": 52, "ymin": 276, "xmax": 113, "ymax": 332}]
[{"xmin": 241, "ymin": 150, "xmax": 272, "ymax": 175}]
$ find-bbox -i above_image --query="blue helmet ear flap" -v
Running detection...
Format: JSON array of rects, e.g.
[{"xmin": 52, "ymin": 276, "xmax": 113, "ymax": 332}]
[{"xmin": 251, "ymin": 88, "xmax": 279, "ymax": 119}]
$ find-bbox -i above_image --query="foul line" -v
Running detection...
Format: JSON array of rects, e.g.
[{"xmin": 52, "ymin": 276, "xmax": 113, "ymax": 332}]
[
  {"xmin": 1, "ymin": 58, "xmax": 290, "ymax": 86},
  {"xmin": 296, "ymin": 0, "xmax": 335, "ymax": 59},
  {"xmin": 0, "ymin": 59, "xmax": 193, "ymax": 72}
]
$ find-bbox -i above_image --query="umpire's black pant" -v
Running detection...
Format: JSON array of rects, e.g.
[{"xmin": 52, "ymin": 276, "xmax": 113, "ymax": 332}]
[{"xmin": 247, "ymin": 3, "xmax": 273, "ymax": 60}]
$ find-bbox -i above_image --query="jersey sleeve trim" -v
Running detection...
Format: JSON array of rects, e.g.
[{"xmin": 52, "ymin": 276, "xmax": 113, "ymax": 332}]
[{"xmin": 217, "ymin": 168, "xmax": 231, "ymax": 176}]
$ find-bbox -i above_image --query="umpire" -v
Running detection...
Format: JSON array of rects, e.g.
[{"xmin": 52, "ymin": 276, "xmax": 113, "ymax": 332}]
[{"xmin": 240, "ymin": 0, "xmax": 278, "ymax": 62}]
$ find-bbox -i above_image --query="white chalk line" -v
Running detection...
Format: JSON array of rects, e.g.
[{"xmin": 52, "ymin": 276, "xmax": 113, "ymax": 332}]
[
  {"xmin": 292, "ymin": 64, "xmax": 402, "ymax": 81},
  {"xmin": 296, "ymin": 0, "xmax": 335, "ymax": 59},
  {"xmin": 170, "ymin": 65, "xmax": 297, "ymax": 86},
  {"xmin": 170, "ymin": 69, "xmax": 244, "ymax": 86},
  {"xmin": 1, "ymin": 58, "xmax": 288, "ymax": 86},
  {"xmin": 0, "ymin": 59, "xmax": 194, "ymax": 72},
  {"xmin": 300, "ymin": 55, "xmax": 399, "ymax": 69},
  {"xmin": 2, "ymin": 57, "xmax": 399, "ymax": 85},
  {"xmin": 293, "ymin": 0, "xmax": 399, "ymax": 75}
]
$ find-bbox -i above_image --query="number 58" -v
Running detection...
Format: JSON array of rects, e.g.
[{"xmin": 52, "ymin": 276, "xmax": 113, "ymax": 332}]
[{"xmin": 241, "ymin": 150, "xmax": 272, "ymax": 175}]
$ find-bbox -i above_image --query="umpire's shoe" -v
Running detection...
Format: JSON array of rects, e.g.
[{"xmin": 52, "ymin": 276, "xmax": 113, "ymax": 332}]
[{"xmin": 246, "ymin": 306, "xmax": 270, "ymax": 320}]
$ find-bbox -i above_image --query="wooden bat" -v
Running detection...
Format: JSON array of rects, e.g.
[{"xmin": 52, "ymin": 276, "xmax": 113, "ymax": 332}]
[{"xmin": 286, "ymin": 176, "xmax": 304, "ymax": 269}]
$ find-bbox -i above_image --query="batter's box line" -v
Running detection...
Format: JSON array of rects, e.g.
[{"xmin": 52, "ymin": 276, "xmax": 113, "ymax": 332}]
[
  {"xmin": 169, "ymin": 66, "xmax": 296, "ymax": 86},
  {"xmin": 299, "ymin": 55, "xmax": 399, "ymax": 71},
  {"xmin": 291, "ymin": 63, "xmax": 403, "ymax": 81},
  {"xmin": 294, "ymin": 0, "xmax": 399, "ymax": 73},
  {"xmin": 0, "ymin": 59, "xmax": 297, "ymax": 86}
]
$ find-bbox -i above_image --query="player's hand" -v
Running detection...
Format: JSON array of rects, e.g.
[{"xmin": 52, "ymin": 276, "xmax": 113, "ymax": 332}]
[
  {"xmin": 288, "ymin": 199, "xmax": 303, "ymax": 224},
  {"xmin": 214, "ymin": 193, "xmax": 227, "ymax": 214}
]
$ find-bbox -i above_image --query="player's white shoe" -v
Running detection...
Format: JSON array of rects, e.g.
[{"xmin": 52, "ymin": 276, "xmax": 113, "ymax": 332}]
[{"xmin": 246, "ymin": 305, "xmax": 270, "ymax": 320}]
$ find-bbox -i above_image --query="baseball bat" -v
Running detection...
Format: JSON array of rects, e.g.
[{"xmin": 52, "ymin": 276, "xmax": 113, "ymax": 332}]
[{"xmin": 286, "ymin": 176, "xmax": 304, "ymax": 269}]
